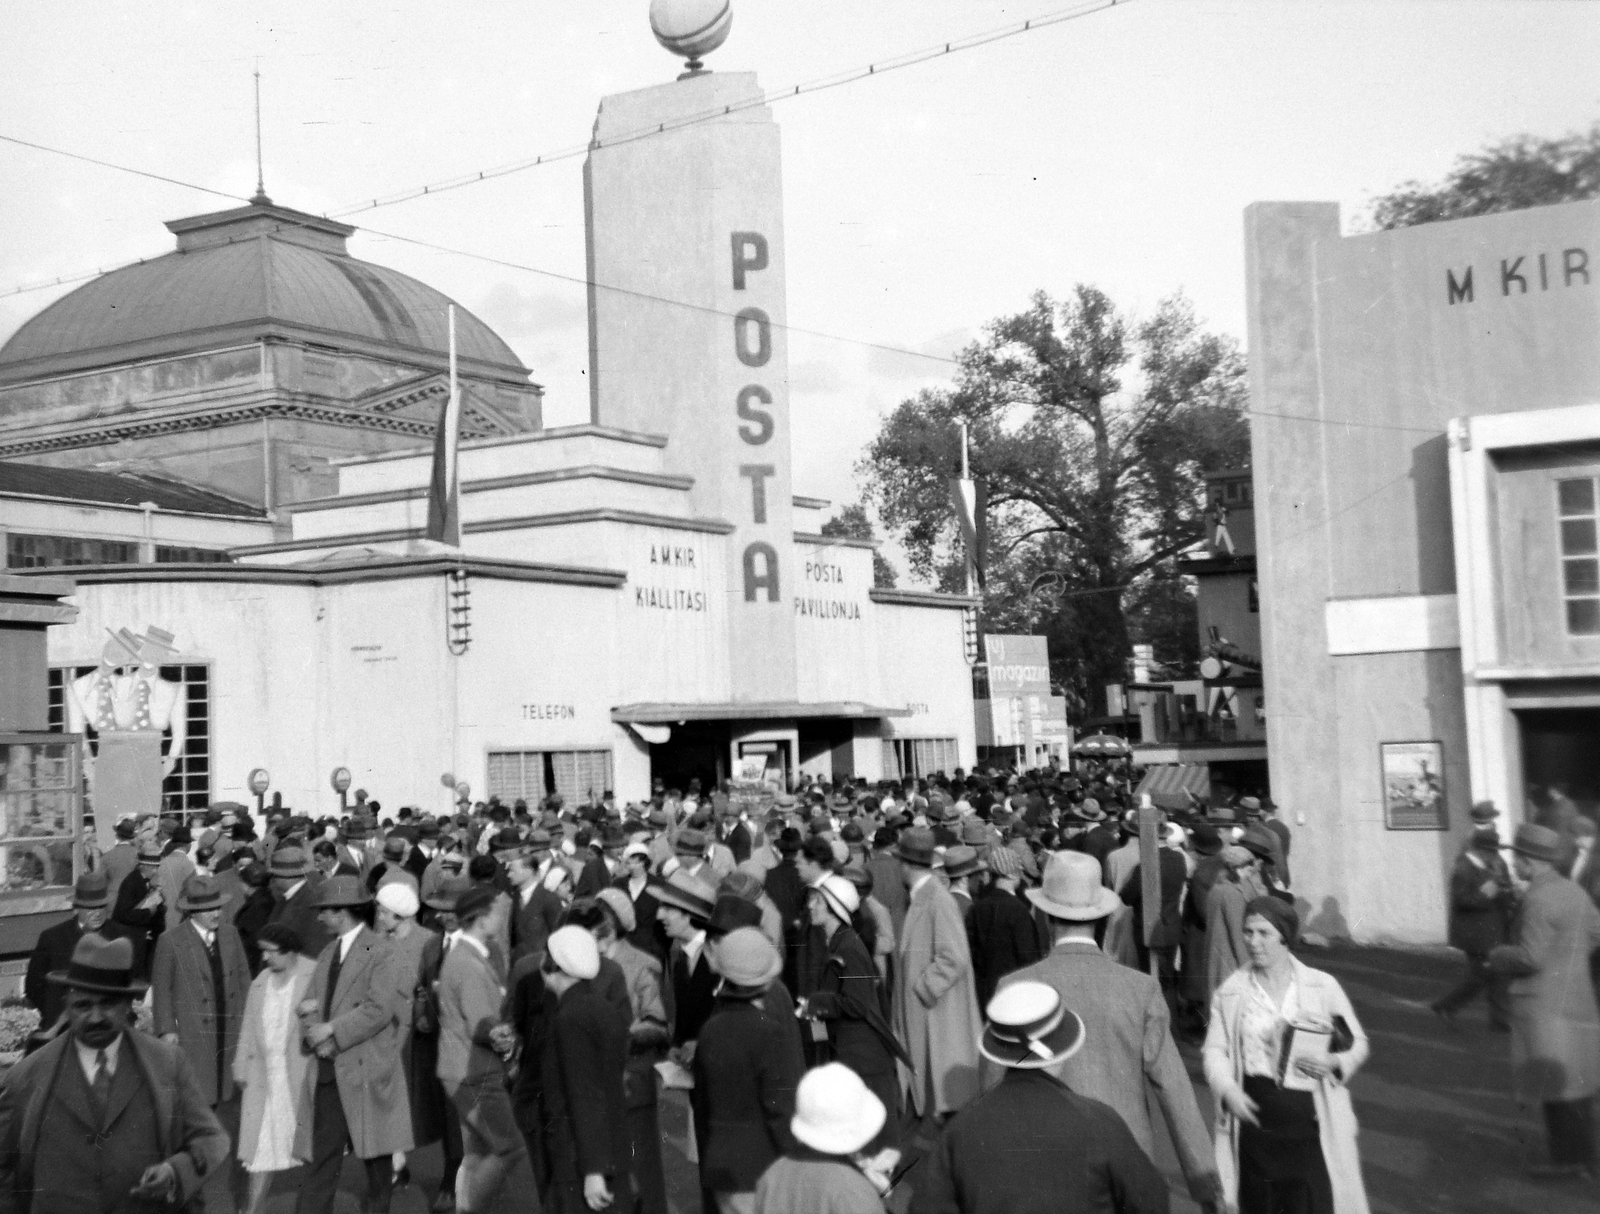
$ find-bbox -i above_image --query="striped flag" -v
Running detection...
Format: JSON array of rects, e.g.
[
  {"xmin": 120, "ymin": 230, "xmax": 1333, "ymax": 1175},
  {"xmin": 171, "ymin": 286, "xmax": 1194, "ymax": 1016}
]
[
  {"xmin": 426, "ymin": 305, "xmax": 462, "ymax": 547},
  {"xmin": 948, "ymin": 475, "xmax": 987, "ymax": 590}
]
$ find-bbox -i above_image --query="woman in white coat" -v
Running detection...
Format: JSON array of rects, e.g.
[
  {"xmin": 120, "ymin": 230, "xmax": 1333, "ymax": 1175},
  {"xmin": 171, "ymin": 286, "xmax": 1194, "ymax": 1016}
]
[
  {"xmin": 232, "ymin": 921, "xmax": 319, "ymax": 1214},
  {"xmin": 1203, "ymin": 897, "xmax": 1371, "ymax": 1214}
]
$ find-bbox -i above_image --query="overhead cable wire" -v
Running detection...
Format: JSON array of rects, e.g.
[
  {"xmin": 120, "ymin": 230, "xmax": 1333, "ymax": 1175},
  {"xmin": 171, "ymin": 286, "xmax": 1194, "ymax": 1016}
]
[{"xmin": 325, "ymin": 0, "xmax": 1128, "ymax": 220}]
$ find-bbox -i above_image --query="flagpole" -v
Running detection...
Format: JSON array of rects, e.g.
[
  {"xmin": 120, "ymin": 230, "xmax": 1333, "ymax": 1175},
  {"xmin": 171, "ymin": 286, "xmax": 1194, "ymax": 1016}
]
[
  {"xmin": 448, "ymin": 304, "xmax": 457, "ymax": 402},
  {"xmin": 958, "ymin": 421, "xmax": 974, "ymax": 596}
]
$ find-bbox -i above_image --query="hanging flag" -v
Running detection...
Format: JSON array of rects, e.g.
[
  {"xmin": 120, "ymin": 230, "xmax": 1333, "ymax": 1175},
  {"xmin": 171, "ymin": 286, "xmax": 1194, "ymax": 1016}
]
[
  {"xmin": 948, "ymin": 476, "xmax": 987, "ymax": 590},
  {"xmin": 426, "ymin": 306, "xmax": 462, "ymax": 547}
]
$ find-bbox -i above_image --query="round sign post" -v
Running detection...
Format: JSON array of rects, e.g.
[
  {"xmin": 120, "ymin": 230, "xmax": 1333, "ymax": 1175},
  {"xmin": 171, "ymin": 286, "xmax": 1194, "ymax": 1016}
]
[
  {"xmin": 247, "ymin": 768, "xmax": 271, "ymax": 816},
  {"xmin": 331, "ymin": 766, "xmax": 352, "ymax": 814}
]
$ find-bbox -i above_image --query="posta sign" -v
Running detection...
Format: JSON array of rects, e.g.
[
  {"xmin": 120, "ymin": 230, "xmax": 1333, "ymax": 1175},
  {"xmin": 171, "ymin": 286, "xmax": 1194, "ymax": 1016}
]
[{"xmin": 731, "ymin": 230, "xmax": 782, "ymax": 602}]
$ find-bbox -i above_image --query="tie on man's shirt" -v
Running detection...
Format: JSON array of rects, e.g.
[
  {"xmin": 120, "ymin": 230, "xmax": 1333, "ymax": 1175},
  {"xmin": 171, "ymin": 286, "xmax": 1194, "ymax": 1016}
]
[{"xmin": 91, "ymin": 1049, "xmax": 112, "ymax": 1113}]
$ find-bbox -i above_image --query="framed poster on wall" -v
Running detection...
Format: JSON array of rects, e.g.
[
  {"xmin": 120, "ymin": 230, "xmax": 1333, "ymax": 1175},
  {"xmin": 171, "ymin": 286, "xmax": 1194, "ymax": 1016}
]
[{"xmin": 1380, "ymin": 740, "xmax": 1449, "ymax": 830}]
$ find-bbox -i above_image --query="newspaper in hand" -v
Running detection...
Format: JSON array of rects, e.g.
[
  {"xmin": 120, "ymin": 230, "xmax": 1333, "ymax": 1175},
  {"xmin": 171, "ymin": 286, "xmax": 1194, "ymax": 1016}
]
[{"xmin": 1279, "ymin": 1020, "xmax": 1333, "ymax": 1092}]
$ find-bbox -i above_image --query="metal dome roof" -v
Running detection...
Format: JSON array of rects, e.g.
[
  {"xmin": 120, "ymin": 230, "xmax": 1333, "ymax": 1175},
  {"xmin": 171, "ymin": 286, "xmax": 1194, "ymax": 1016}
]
[{"xmin": 0, "ymin": 201, "xmax": 530, "ymax": 386}]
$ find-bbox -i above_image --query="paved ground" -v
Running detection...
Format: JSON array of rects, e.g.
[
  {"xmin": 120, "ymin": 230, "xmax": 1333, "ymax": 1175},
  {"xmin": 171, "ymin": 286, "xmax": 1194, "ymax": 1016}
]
[{"xmin": 239, "ymin": 942, "xmax": 1600, "ymax": 1213}]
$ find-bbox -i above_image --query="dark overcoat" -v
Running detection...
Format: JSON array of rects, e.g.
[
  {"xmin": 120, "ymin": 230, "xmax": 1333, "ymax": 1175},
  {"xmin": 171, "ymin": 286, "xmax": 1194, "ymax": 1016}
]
[
  {"xmin": 911, "ymin": 1069, "xmax": 1169, "ymax": 1214},
  {"xmin": 150, "ymin": 918, "xmax": 252, "ymax": 1106},
  {"xmin": 0, "ymin": 1029, "xmax": 229, "ymax": 1214},
  {"xmin": 24, "ymin": 917, "xmax": 146, "ymax": 1029},
  {"xmin": 967, "ymin": 885, "xmax": 1043, "ymax": 1009},
  {"xmin": 1447, "ymin": 843, "xmax": 1512, "ymax": 954},
  {"xmin": 543, "ymin": 985, "xmax": 634, "ymax": 1210},
  {"xmin": 690, "ymin": 996, "xmax": 804, "ymax": 1194}
]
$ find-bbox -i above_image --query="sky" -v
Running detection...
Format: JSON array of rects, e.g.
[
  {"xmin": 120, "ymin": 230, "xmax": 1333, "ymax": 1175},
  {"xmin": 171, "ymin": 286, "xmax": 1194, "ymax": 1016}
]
[{"xmin": 2, "ymin": 0, "xmax": 1598, "ymax": 561}]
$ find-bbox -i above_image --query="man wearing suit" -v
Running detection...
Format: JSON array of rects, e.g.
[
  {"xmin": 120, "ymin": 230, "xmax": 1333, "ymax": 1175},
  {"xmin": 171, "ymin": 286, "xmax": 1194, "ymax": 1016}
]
[
  {"xmin": 914, "ymin": 982, "xmax": 1168, "ymax": 1214},
  {"xmin": 716, "ymin": 801, "xmax": 753, "ymax": 865},
  {"xmin": 266, "ymin": 845, "xmax": 331, "ymax": 959},
  {"xmin": 499, "ymin": 830, "xmax": 564, "ymax": 964},
  {"xmin": 111, "ymin": 840, "xmax": 168, "ymax": 960},
  {"xmin": 1002, "ymin": 851, "xmax": 1221, "ymax": 1212},
  {"xmin": 151, "ymin": 874, "xmax": 253, "ymax": 1214},
  {"xmin": 438, "ymin": 884, "xmax": 529, "ymax": 1214},
  {"xmin": 892, "ymin": 828, "xmax": 983, "ymax": 1131},
  {"xmin": 0, "ymin": 934, "xmax": 229, "ymax": 1214},
  {"xmin": 614, "ymin": 843, "xmax": 666, "ymax": 960},
  {"xmin": 99, "ymin": 817, "xmax": 141, "ymax": 912},
  {"xmin": 25, "ymin": 871, "xmax": 145, "ymax": 1030},
  {"xmin": 297, "ymin": 876, "xmax": 414, "ymax": 1214},
  {"xmin": 1433, "ymin": 801, "xmax": 1515, "ymax": 1030}
]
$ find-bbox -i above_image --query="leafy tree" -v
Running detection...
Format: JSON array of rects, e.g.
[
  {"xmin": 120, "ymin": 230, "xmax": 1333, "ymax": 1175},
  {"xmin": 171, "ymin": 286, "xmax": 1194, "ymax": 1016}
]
[
  {"xmin": 1368, "ymin": 124, "xmax": 1600, "ymax": 229},
  {"xmin": 820, "ymin": 501, "xmax": 898, "ymax": 588},
  {"xmin": 858, "ymin": 286, "xmax": 1247, "ymax": 715}
]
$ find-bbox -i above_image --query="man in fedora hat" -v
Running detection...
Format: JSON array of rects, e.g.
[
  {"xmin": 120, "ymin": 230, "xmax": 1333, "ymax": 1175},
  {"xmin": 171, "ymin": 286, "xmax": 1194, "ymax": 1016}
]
[
  {"xmin": 496, "ymin": 828, "xmax": 563, "ymax": 967},
  {"xmin": 266, "ymin": 845, "xmax": 332, "ymax": 959},
  {"xmin": 101, "ymin": 815, "xmax": 142, "ymax": 910},
  {"xmin": 1489, "ymin": 823, "xmax": 1600, "ymax": 1180},
  {"xmin": 891, "ymin": 827, "xmax": 983, "ymax": 1140},
  {"xmin": 0, "ymin": 935, "xmax": 229, "ymax": 1214},
  {"xmin": 1002, "ymin": 851, "xmax": 1222, "ymax": 1211},
  {"xmin": 297, "ymin": 875, "xmax": 414, "ymax": 1214},
  {"xmin": 150, "ymin": 874, "xmax": 252, "ymax": 1214},
  {"xmin": 25, "ymin": 870, "xmax": 145, "ymax": 1031},
  {"xmin": 1432, "ymin": 801, "xmax": 1515, "ymax": 1032},
  {"xmin": 650, "ymin": 870, "xmax": 719, "ymax": 1054},
  {"xmin": 111, "ymin": 837, "xmax": 169, "ymax": 959},
  {"xmin": 914, "ymin": 982, "xmax": 1168, "ymax": 1214}
]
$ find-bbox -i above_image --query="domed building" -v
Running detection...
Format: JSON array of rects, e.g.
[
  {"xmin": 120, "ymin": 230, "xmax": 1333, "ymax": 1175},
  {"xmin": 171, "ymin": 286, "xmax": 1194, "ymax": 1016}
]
[{"xmin": 0, "ymin": 196, "xmax": 542, "ymax": 518}]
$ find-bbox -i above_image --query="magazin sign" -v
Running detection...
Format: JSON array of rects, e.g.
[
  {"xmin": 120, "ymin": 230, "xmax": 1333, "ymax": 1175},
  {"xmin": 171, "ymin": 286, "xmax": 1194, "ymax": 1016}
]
[{"xmin": 984, "ymin": 634, "xmax": 1051, "ymax": 697}]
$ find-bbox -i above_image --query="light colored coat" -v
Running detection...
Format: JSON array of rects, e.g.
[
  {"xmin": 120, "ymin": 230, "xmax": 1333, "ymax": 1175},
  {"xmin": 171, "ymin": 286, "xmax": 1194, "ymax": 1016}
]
[
  {"xmin": 1203, "ymin": 959, "xmax": 1371, "ymax": 1214},
  {"xmin": 150, "ymin": 916, "xmax": 253, "ymax": 1106},
  {"xmin": 232, "ymin": 956, "xmax": 318, "ymax": 1168},
  {"xmin": 892, "ymin": 873, "xmax": 982, "ymax": 1118},
  {"xmin": 1489, "ymin": 868, "xmax": 1600, "ymax": 1102},
  {"xmin": 1001, "ymin": 939, "xmax": 1220, "ymax": 1204},
  {"xmin": 296, "ymin": 926, "xmax": 414, "ymax": 1160}
]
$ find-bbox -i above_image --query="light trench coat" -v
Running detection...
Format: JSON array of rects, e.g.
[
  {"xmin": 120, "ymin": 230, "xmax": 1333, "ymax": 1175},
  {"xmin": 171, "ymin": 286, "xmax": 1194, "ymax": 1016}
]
[
  {"xmin": 1203, "ymin": 958, "xmax": 1371, "ymax": 1214},
  {"xmin": 892, "ymin": 873, "xmax": 982, "ymax": 1118},
  {"xmin": 232, "ymin": 955, "xmax": 318, "ymax": 1168}
]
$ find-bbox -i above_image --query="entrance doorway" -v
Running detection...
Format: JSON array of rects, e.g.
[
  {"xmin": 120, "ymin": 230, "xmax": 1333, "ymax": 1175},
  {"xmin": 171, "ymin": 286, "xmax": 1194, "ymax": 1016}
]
[
  {"xmin": 648, "ymin": 721, "xmax": 728, "ymax": 797},
  {"xmin": 1518, "ymin": 707, "xmax": 1600, "ymax": 824}
]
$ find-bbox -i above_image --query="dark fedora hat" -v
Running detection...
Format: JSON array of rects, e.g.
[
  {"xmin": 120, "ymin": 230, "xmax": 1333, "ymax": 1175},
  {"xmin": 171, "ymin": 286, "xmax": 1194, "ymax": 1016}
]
[
  {"xmin": 177, "ymin": 874, "xmax": 231, "ymax": 913},
  {"xmin": 309, "ymin": 874, "xmax": 373, "ymax": 909},
  {"xmin": 891, "ymin": 827, "xmax": 938, "ymax": 868},
  {"xmin": 72, "ymin": 870, "xmax": 112, "ymax": 909},
  {"xmin": 48, "ymin": 934, "xmax": 148, "ymax": 997},
  {"xmin": 1512, "ymin": 823, "xmax": 1563, "ymax": 863},
  {"xmin": 268, "ymin": 846, "xmax": 313, "ymax": 879},
  {"xmin": 707, "ymin": 893, "xmax": 763, "ymax": 937},
  {"xmin": 1189, "ymin": 822, "xmax": 1223, "ymax": 856}
]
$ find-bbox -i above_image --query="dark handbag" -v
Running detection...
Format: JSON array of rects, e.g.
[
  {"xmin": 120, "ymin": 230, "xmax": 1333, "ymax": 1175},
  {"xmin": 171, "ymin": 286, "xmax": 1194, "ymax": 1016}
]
[{"xmin": 1329, "ymin": 1014, "xmax": 1354, "ymax": 1054}]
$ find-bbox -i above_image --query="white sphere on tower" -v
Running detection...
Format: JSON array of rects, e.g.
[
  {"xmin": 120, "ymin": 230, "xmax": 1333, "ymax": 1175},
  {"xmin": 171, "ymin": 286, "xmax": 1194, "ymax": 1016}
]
[{"xmin": 649, "ymin": 0, "xmax": 733, "ymax": 71}]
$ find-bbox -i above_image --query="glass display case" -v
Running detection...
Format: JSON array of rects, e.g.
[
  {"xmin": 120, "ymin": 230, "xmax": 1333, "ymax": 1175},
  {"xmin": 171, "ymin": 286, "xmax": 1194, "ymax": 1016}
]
[{"xmin": 0, "ymin": 732, "xmax": 83, "ymax": 915}]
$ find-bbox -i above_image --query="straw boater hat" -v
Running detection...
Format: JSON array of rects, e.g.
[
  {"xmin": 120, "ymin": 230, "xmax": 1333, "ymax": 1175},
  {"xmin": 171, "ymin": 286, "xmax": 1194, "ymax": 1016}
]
[
  {"xmin": 176, "ymin": 874, "xmax": 230, "ymax": 914},
  {"xmin": 137, "ymin": 839, "xmax": 165, "ymax": 865},
  {"xmin": 789, "ymin": 1063, "xmax": 887, "ymax": 1157},
  {"xmin": 309, "ymin": 874, "xmax": 373, "ymax": 909},
  {"xmin": 1026, "ymin": 852, "xmax": 1121, "ymax": 921},
  {"xmin": 979, "ymin": 981, "xmax": 1085, "ymax": 1069},
  {"xmin": 48, "ymin": 935, "xmax": 148, "ymax": 998}
]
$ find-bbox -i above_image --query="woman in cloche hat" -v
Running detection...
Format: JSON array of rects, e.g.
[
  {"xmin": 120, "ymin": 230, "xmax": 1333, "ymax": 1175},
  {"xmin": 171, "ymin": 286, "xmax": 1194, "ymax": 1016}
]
[{"xmin": 752, "ymin": 1063, "xmax": 892, "ymax": 1213}]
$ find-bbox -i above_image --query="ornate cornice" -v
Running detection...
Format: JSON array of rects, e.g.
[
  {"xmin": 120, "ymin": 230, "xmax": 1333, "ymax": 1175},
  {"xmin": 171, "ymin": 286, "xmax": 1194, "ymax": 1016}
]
[{"xmin": 0, "ymin": 395, "xmax": 509, "ymax": 459}]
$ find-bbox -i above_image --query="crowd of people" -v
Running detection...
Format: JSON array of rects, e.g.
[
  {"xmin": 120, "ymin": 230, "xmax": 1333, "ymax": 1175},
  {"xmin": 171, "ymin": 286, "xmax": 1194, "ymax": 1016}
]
[{"xmin": 3, "ymin": 765, "xmax": 1594, "ymax": 1212}]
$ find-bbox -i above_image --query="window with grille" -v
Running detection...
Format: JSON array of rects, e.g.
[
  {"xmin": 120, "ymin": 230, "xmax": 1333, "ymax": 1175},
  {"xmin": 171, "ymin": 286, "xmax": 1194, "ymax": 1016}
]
[
  {"xmin": 881, "ymin": 737, "xmax": 958, "ymax": 781},
  {"xmin": 47, "ymin": 664, "xmax": 212, "ymax": 823},
  {"xmin": 1558, "ymin": 477, "xmax": 1600, "ymax": 635},
  {"xmin": 6, "ymin": 533, "xmax": 139, "ymax": 568},
  {"xmin": 487, "ymin": 749, "xmax": 613, "ymax": 806}
]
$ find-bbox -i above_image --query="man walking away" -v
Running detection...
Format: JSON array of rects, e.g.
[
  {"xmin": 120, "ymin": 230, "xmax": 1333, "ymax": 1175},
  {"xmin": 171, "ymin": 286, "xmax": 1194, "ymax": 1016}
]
[
  {"xmin": 1489, "ymin": 824, "xmax": 1600, "ymax": 1182},
  {"xmin": 913, "ymin": 981, "xmax": 1169, "ymax": 1214},
  {"xmin": 1432, "ymin": 801, "xmax": 1515, "ymax": 1031}
]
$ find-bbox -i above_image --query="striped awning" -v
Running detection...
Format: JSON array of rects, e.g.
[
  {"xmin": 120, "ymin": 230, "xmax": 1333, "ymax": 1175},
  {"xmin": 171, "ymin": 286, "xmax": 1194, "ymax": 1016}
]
[{"xmin": 1135, "ymin": 763, "xmax": 1211, "ymax": 809}]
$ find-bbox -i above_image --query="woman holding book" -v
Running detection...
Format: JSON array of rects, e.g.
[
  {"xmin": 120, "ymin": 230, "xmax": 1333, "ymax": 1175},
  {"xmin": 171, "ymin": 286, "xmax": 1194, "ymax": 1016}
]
[{"xmin": 1202, "ymin": 898, "xmax": 1371, "ymax": 1214}]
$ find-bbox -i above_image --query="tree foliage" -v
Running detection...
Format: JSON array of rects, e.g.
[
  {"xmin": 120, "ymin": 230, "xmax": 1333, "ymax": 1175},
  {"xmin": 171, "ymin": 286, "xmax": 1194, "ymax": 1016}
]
[
  {"xmin": 1368, "ymin": 124, "xmax": 1600, "ymax": 230},
  {"xmin": 858, "ymin": 286, "xmax": 1248, "ymax": 715},
  {"xmin": 819, "ymin": 501, "xmax": 898, "ymax": 588}
]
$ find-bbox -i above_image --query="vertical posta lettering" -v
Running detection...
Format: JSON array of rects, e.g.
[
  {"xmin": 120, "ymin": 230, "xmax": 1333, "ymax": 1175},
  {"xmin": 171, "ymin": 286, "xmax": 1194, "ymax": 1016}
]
[
  {"xmin": 740, "ymin": 464, "xmax": 775, "ymax": 524},
  {"xmin": 733, "ymin": 230, "xmax": 780, "ymax": 603},
  {"xmin": 736, "ymin": 385, "xmax": 774, "ymax": 445},
  {"xmin": 734, "ymin": 308, "xmax": 771, "ymax": 368},
  {"xmin": 743, "ymin": 542, "xmax": 780, "ymax": 602},
  {"xmin": 730, "ymin": 232, "xmax": 768, "ymax": 290}
]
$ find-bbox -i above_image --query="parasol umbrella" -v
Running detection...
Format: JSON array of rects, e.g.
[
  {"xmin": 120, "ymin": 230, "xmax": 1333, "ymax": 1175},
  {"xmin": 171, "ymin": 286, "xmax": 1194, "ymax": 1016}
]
[{"xmin": 1073, "ymin": 733, "xmax": 1132, "ymax": 758}]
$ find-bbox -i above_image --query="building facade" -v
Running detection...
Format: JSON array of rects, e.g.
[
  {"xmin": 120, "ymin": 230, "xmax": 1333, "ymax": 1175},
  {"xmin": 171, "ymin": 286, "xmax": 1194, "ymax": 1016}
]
[{"xmin": 1247, "ymin": 196, "xmax": 1600, "ymax": 943}]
